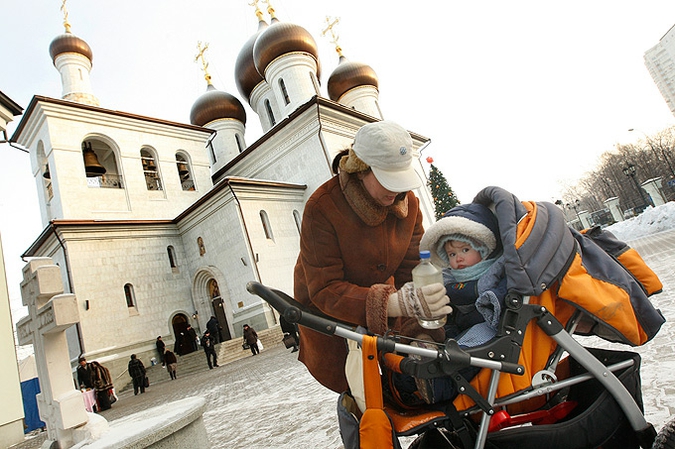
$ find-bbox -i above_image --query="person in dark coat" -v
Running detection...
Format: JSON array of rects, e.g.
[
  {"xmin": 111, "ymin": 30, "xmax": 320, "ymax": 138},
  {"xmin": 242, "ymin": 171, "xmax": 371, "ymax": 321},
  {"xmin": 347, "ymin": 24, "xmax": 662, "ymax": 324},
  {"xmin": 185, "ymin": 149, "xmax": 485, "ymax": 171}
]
[
  {"xmin": 128, "ymin": 354, "xmax": 146, "ymax": 395},
  {"xmin": 206, "ymin": 316, "xmax": 222, "ymax": 344},
  {"xmin": 164, "ymin": 349, "xmax": 178, "ymax": 380},
  {"xmin": 156, "ymin": 336, "xmax": 166, "ymax": 366},
  {"xmin": 280, "ymin": 315, "xmax": 299, "ymax": 352},
  {"xmin": 77, "ymin": 357, "xmax": 114, "ymax": 411},
  {"xmin": 200, "ymin": 330, "xmax": 218, "ymax": 369},
  {"xmin": 242, "ymin": 324, "xmax": 259, "ymax": 356},
  {"xmin": 76, "ymin": 356, "xmax": 95, "ymax": 389},
  {"xmin": 186, "ymin": 325, "xmax": 198, "ymax": 352}
]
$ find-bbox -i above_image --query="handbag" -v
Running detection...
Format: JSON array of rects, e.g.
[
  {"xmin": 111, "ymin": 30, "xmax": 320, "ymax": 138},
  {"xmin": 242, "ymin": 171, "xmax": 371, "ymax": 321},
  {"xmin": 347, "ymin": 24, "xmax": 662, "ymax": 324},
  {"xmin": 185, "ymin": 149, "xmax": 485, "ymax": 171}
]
[
  {"xmin": 144, "ymin": 376, "xmax": 149, "ymax": 388},
  {"xmin": 242, "ymin": 343, "xmax": 250, "ymax": 350},
  {"xmin": 282, "ymin": 333, "xmax": 296, "ymax": 349},
  {"xmin": 108, "ymin": 388, "xmax": 118, "ymax": 404}
]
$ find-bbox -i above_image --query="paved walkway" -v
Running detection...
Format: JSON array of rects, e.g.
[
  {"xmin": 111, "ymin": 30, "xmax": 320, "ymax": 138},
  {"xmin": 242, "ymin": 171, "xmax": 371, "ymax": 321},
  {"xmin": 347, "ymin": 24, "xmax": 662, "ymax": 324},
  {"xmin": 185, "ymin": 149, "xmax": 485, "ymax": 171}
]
[{"xmin": 13, "ymin": 229, "xmax": 675, "ymax": 449}]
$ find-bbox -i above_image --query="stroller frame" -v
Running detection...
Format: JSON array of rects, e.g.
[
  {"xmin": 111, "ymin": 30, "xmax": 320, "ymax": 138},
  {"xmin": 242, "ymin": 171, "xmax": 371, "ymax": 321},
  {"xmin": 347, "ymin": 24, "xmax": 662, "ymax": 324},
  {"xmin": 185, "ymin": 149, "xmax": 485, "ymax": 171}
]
[{"xmin": 247, "ymin": 281, "xmax": 658, "ymax": 449}]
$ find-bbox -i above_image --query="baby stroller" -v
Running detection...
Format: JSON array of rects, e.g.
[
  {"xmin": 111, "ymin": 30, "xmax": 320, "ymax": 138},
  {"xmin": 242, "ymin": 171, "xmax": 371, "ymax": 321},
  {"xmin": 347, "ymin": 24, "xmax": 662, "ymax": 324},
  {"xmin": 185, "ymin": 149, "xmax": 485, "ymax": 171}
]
[{"xmin": 247, "ymin": 186, "xmax": 673, "ymax": 449}]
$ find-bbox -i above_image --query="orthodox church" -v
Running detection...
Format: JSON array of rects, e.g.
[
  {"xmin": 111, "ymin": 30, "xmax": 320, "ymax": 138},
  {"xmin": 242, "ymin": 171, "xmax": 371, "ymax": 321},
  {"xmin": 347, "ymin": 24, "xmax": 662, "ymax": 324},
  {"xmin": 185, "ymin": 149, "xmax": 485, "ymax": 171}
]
[{"xmin": 9, "ymin": 3, "xmax": 437, "ymax": 379}]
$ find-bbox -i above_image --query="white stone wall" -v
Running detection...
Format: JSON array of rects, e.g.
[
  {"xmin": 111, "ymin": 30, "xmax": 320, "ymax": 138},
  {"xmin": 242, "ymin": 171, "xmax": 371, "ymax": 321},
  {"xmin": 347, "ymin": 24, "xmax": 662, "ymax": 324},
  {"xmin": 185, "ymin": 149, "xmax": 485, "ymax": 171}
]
[
  {"xmin": 19, "ymin": 100, "xmax": 214, "ymax": 225},
  {"xmin": 58, "ymin": 225, "xmax": 193, "ymax": 356}
]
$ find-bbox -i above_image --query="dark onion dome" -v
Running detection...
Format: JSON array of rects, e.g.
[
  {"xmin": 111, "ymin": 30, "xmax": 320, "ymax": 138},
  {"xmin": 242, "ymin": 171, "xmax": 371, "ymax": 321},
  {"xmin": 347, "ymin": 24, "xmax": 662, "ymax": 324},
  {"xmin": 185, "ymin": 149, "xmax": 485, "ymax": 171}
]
[
  {"xmin": 253, "ymin": 21, "xmax": 321, "ymax": 82},
  {"xmin": 49, "ymin": 32, "xmax": 93, "ymax": 63},
  {"xmin": 234, "ymin": 20, "xmax": 268, "ymax": 103},
  {"xmin": 190, "ymin": 84, "xmax": 247, "ymax": 127},
  {"xmin": 327, "ymin": 55, "xmax": 379, "ymax": 101}
]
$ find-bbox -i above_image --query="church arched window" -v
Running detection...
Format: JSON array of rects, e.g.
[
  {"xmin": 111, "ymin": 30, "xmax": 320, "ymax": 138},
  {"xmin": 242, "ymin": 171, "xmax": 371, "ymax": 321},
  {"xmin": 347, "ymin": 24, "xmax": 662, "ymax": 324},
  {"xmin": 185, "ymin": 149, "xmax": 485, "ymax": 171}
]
[
  {"xmin": 279, "ymin": 78, "xmax": 290, "ymax": 105},
  {"xmin": 265, "ymin": 100, "xmax": 276, "ymax": 127},
  {"xmin": 176, "ymin": 153, "xmax": 195, "ymax": 191},
  {"xmin": 37, "ymin": 141, "xmax": 53, "ymax": 202},
  {"xmin": 260, "ymin": 210, "xmax": 274, "ymax": 241},
  {"xmin": 82, "ymin": 140, "xmax": 123, "ymax": 189},
  {"xmin": 124, "ymin": 283, "xmax": 137, "ymax": 308},
  {"xmin": 167, "ymin": 245, "xmax": 178, "ymax": 269},
  {"xmin": 235, "ymin": 134, "xmax": 244, "ymax": 153},
  {"xmin": 141, "ymin": 148, "xmax": 162, "ymax": 191}
]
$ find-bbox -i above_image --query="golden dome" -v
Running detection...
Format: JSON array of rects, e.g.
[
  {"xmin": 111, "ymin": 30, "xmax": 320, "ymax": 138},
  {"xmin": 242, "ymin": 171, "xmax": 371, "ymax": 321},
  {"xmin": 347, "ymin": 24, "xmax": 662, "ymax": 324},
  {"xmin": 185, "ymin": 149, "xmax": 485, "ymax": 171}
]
[
  {"xmin": 190, "ymin": 84, "xmax": 247, "ymax": 127},
  {"xmin": 49, "ymin": 32, "xmax": 93, "ymax": 63},
  {"xmin": 327, "ymin": 56, "xmax": 378, "ymax": 101},
  {"xmin": 253, "ymin": 21, "xmax": 321, "ymax": 80},
  {"xmin": 235, "ymin": 20, "xmax": 268, "ymax": 103}
]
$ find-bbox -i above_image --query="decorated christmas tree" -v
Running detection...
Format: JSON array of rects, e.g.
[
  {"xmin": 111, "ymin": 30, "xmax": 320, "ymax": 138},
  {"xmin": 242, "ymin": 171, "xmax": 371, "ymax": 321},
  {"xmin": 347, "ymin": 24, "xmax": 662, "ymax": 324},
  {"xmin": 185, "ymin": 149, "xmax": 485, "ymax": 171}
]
[{"xmin": 427, "ymin": 160, "xmax": 459, "ymax": 220}]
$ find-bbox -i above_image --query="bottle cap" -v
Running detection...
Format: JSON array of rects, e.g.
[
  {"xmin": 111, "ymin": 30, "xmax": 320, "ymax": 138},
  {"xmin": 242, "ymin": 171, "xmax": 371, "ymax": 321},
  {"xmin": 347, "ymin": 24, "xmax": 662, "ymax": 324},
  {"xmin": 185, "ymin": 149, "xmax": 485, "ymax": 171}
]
[{"xmin": 420, "ymin": 250, "xmax": 431, "ymax": 259}]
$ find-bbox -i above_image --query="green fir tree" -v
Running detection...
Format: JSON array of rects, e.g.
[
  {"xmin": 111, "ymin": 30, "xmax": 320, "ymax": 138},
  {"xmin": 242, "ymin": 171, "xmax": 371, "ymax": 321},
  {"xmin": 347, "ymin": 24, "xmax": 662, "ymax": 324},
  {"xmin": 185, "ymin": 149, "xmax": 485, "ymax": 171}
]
[{"xmin": 427, "ymin": 164, "xmax": 459, "ymax": 220}]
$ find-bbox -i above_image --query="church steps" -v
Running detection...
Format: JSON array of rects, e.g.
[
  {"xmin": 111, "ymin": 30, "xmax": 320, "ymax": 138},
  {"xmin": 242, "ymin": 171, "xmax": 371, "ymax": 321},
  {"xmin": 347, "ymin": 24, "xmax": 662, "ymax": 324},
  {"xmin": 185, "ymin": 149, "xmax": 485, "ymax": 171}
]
[{"xmin": 119, "ymin": 325, "xmax": 285, "ymax": 392}]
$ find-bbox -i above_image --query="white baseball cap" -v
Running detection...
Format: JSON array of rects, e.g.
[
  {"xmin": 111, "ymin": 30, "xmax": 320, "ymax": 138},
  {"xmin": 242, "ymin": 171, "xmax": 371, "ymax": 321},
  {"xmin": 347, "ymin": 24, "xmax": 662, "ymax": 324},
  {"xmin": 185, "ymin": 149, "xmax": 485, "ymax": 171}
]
[{"xmin": 352, "ymin": 121, "xmax": 422, "ymax": 192}]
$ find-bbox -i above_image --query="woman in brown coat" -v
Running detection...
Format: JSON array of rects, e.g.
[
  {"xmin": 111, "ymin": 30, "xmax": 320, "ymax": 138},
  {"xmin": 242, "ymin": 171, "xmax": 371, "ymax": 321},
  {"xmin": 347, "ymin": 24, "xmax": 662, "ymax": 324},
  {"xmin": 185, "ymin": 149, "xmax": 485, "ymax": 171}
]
[{"xmin": 294, "ymin": 121, "xmax": 451, "ymax": 393}]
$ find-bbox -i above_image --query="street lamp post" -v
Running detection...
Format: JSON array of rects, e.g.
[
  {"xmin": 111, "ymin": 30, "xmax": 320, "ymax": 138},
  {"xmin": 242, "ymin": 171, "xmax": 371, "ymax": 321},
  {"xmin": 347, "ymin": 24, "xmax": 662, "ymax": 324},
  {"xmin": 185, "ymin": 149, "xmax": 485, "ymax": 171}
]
[
  {"xmin": 565, "ymin": 199, "xmax": 582, "ymax": 228},
  {"xmin": 622, "ymin": 163, "xmax": 650, "ymax": 207}
]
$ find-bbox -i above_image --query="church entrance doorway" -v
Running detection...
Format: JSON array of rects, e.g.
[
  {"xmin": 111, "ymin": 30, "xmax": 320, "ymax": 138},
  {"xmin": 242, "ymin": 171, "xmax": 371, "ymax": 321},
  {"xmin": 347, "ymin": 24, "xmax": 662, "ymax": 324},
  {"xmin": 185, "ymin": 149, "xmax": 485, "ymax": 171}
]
[
  {"xmin": 209, "ymin": 279, "xmax": 231, "ymax": 342},
  {"xmin": 171, "ymin": 313, "xmax": 197, "ymax": 355}
]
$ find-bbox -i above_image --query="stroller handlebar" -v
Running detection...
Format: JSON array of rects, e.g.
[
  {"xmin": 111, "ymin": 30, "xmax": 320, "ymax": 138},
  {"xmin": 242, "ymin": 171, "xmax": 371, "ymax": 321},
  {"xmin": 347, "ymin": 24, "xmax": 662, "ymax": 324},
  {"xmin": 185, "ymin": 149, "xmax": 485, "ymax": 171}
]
[{"xmin": 246, "ymin": 281, "xmax": 340, "ymax": 336}]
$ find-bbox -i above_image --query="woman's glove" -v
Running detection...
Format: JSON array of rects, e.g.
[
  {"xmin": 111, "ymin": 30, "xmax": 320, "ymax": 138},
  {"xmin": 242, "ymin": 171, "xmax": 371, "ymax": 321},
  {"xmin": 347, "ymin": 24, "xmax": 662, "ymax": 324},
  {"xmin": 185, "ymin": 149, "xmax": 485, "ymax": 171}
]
[{"xmin": 387, "ymin": 282, "xmax": 452, "ymax": 318}]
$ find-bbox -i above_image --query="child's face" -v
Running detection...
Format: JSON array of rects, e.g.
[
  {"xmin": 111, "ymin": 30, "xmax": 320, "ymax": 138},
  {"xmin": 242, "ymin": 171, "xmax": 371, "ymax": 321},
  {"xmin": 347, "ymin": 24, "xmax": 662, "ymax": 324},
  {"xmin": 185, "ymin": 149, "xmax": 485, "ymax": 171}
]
[{"xmin": 444, "ymin": 240, "xmax": 483, "ymax": 270}]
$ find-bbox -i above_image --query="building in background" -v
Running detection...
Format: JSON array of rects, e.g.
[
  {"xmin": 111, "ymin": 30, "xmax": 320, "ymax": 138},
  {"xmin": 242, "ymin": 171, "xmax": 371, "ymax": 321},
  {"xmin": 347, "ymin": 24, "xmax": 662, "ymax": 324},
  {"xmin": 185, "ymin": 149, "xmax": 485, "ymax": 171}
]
[
  {"xmin": 0, "ymin": 90, "xmax": 26, "ymax": 446},
  {"xmin": 645, "ymin": 23, "xmax": 675, "ymax": 117},
  {"xmin": 6, "ymin": 4, "xmax": 436, "ymax": 383}
]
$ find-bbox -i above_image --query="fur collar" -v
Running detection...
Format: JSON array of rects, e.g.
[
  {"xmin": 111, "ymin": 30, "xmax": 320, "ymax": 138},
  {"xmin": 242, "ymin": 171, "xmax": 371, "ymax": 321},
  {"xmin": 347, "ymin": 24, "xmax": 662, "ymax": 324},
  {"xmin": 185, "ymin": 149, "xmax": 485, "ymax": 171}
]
[{"xmin": 339, "ymin": 171, "xmax": 409, "ymax": 226}]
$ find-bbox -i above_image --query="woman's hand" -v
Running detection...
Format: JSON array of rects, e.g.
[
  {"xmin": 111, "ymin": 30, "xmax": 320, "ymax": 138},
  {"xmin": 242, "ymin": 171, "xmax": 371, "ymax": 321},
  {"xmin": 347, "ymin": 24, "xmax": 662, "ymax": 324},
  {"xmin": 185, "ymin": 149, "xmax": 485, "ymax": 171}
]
[{"xmin": 387, "ymin": 282, "xmax": 452, "ymax": 318}]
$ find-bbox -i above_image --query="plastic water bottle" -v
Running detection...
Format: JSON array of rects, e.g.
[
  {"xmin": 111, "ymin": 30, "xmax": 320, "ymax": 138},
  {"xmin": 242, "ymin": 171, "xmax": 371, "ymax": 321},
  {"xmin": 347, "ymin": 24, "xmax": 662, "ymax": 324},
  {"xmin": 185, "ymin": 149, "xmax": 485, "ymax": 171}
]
[{"xmin": 412, "ymin": 250, "xmax": 447, "ymax": 329}]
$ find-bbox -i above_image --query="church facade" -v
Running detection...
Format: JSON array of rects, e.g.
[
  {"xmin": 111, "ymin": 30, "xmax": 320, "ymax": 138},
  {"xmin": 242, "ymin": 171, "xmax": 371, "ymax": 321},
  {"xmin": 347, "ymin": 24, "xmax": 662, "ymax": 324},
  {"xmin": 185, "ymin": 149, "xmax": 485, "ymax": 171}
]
[{"xmin": 10, "ymin": 5, "xmax": 437, "ymax": 380}]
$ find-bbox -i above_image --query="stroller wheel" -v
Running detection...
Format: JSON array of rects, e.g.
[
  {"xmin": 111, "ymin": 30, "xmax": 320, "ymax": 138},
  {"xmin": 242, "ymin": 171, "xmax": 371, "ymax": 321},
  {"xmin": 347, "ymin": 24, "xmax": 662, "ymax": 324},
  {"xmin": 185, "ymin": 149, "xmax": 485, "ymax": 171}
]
[{"xmin": 653, "ymin": 417, "xmax": 675, "ymax": 449}]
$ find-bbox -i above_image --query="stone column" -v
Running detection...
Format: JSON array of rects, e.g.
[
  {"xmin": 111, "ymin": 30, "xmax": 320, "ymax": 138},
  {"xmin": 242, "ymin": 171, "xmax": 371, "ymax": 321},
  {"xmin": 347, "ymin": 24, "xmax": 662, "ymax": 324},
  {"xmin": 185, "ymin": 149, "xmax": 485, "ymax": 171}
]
[
  {"xmin": 641, "ymin": 177, "xmax": 666, "ymax": 206},
  {"xmin": 578, "ymin": 210, "xmax": 593, "ymax": 229},
  {"xmin": 604, "ymin": 197, "xmax": 623, "ymax": 222}
]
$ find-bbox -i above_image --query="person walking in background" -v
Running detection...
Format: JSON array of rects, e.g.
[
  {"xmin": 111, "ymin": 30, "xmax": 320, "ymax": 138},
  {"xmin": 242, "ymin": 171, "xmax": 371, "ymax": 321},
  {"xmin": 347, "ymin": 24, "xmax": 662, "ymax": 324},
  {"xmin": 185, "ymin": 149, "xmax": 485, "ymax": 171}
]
[
  {"xmin": 201, "ymin": 329, "xmax": 219, "ymax": 369},
  {"xmin": 207, "ymin": 316, "xmax": 222, "ymax": 344},
  {"xmin": 243, "ymin": 324, "xmax": 259, "ymax": 356},
  {"xmin": 156, "ymin": 336, "xmax": 166, "ymax": 366},
  {"xmin": 280, "ymin": 315, "xmax": 300, "ymax": 353},
  {"xmin": 128, "ymin": 354, "xmax": 147, "ymax": 395},
  {"xmin": 164, "ymin": 349, "xmax": 178, "ymax": 380},
  {"xmin": 186, "ymin": 325, "xmax": 199, "ymax": 352}
]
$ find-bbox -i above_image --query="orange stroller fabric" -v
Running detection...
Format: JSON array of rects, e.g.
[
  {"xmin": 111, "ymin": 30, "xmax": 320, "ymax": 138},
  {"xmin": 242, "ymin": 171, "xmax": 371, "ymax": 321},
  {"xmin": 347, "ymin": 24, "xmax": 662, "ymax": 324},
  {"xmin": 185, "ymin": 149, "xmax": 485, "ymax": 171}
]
[{"xmin": 359, "ymin": 335, "xmax": 396, "ymax": 448}]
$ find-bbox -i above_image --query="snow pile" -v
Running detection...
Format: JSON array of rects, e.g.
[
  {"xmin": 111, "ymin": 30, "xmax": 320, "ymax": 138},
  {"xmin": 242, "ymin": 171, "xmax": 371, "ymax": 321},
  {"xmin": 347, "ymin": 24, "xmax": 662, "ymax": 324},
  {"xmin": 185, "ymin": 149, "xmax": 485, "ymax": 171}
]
[{"xmin": 605, "ymin": 201, "xmax": 675, "ymax": 241}]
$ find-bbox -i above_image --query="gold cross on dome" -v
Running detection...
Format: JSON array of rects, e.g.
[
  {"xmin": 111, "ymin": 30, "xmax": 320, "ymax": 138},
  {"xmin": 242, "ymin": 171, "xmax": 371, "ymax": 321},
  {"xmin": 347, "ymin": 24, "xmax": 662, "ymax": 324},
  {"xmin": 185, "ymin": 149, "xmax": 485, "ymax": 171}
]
[
  {"xmin": 248, "ymin": 0, "xmax": 264, "ymax": 20},
  {"xmin": 263, "ymin": 0, "xmax": 277, "ymax": 20},
  {"xmin": 321, "ymin": 16, "xmax": 343, "ymax": 56},
  {"xmin": 195, "ymin": 41, "xmax": 211, "ymax": 83},
  {"xmin": 60, "ymin": 0, "xmax": 72, "ymax": 33}
]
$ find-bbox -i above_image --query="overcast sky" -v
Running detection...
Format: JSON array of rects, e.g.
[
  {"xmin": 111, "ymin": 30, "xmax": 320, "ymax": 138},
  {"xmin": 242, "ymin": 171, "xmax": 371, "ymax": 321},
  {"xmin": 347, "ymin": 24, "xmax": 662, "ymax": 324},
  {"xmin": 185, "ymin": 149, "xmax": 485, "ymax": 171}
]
[{"xmin": 2, "ymin": 0, "xmax": 675, "ymax": 308}]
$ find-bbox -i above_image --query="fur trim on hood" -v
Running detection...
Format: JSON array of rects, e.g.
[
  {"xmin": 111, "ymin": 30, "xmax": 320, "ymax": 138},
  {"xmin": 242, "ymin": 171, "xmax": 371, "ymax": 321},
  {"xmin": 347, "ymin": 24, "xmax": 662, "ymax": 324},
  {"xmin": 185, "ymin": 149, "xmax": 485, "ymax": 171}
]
[{"xmin": 420, "ymin": 203, "xmax": 500, "ymax": 268}]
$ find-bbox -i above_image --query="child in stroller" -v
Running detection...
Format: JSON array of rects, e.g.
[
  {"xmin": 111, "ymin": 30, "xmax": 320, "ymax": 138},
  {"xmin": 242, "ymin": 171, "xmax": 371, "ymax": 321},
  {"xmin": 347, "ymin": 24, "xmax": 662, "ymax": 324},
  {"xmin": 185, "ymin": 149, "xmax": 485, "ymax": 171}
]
[{"xmin": 411, "ymin": 202, "xmax": 508, "ymax": 405}]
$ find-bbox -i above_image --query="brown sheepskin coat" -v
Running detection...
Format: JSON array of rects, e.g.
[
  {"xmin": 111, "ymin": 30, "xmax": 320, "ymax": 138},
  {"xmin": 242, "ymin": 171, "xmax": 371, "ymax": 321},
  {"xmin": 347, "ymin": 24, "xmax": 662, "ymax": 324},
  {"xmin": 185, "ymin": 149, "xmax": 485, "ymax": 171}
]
[{"xmin": 294, "ymin": 171, "xmax": 441, "ymax": 393}]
